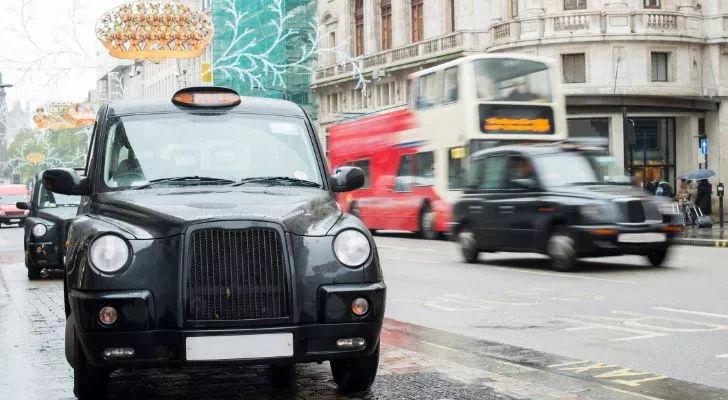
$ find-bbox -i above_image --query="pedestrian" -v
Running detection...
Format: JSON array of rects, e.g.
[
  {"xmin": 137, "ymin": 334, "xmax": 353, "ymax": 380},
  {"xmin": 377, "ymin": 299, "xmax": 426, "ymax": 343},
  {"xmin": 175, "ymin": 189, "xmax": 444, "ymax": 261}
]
[
  {"xmin": 657, "ymin": 180, "xmax": 673, "ymax": 198},
  {"xmin": 695, "ymin": 178, "xmax": 713, "ymax": 217},
  {"xmin": 676, "ymin": 178, "xmax": 690, "ymax": 205},
  {"xmin": 644, "ymin": 173, "xmax": 657, "ymax": 195}
]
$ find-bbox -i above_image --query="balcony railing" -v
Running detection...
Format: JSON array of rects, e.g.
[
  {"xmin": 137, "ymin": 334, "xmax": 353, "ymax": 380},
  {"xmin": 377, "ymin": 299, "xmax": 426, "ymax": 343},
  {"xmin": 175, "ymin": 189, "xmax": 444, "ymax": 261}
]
[{"xmin": 314, "ymin": 30, "xmax": 488, "ymax": 82}]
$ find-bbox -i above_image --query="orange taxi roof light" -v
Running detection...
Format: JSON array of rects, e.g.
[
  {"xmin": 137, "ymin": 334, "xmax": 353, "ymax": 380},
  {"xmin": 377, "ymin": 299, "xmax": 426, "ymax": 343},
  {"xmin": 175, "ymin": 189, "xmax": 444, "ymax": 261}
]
[{"xmin": 172, "ymin": 87, "xmax": 241, "ymax": 108}]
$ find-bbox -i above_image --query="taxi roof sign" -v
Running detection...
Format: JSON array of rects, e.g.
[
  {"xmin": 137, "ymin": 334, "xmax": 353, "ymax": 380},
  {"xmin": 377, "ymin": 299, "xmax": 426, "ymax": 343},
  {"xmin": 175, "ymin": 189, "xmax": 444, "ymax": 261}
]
[{"xmin": 172, "ymin": 86, "xmax": 241, "ymax": 108}]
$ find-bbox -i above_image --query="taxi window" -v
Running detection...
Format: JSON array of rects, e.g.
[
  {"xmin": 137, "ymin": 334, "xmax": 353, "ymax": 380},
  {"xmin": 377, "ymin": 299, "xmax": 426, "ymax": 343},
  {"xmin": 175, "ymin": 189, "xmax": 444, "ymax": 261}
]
[{"xmin": 102, "ymin": 113, "xmax": 322, "ymax": 189}]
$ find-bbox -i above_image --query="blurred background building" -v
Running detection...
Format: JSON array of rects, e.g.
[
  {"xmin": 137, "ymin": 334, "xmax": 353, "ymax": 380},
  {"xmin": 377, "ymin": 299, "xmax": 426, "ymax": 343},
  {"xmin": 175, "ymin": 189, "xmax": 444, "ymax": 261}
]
[{"xmin": 312, "ymin": 0, "xmax": 728, "ymax": 193}]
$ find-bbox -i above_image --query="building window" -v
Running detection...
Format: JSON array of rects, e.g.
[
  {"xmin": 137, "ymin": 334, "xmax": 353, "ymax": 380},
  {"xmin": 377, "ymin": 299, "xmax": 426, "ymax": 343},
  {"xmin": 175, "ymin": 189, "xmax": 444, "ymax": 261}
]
[
  {"xmin": 643, "ymin": 0, "xmax": 660, "ymax": 8},
  {"xmin": 328, "ymin": 32, "xmax": 337, "ymax": 65},
  {"xmin": 509, "ymin": 0, "xmax": 518, "ymax": 18},
  {"xmin": 412, "ymin": 0, "xmax": 424, "ymax": 42},
  {"xmin": 354, "ymin": 0, "xmax": 364, "ymax": 56},
  {"xmin": 562, "ymin": 53, "xmax": 586, "ymax": 83},
  {"xmin": 567, "ymin": 118, "xmax": 609, "ymax": 138},
  {"xmin": 381, "ymin": 0, "xmax": 392, "ymax": 50},
  {"xmin": 564, "ymin": 0, "xmax": 586, "ymax": 11},
  {"xmin": 445, "ymin": 0, "xmax": 455, "ymax": 32},
  {"xmin": 651, "ymin": 52, "xmax": 669, "ymax": 82}
]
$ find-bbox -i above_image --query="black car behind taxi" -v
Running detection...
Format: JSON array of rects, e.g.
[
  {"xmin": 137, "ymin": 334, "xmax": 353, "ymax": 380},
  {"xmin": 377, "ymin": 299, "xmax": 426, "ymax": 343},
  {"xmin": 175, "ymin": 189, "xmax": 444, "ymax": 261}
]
[
  {"xmin": 452, "ymin": 139, "xmax": 680, "ymax": 271},
  {"xmin": 17, "ymin": 171, "xmax": 81, "ymax": 279},
  {"xmin": 43, "ymin": 87, "xmax": 385, "ymax": 398}
]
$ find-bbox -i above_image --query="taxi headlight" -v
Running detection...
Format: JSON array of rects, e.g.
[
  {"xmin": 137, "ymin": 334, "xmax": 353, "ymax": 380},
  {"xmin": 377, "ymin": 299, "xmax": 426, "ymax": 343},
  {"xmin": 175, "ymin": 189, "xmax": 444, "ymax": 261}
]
[
  {"xmin": 89, "ymin": 235, "xmax": 130, "ymax": 274},
  {"xmin": 333, "ymin": 229, "xmax": 371, "ymax": 267},
  {"xmin": 32, "ymin": 224, "xmax": 47, "ymax": 237}
]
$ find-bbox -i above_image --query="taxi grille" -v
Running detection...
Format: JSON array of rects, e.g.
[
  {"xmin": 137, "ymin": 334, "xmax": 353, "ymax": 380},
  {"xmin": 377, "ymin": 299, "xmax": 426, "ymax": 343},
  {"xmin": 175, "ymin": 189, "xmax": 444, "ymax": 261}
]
[
  {"xmin": 626, "ymin": 200, "xmax": 646, "ymax": 222},
  {"xmin": 186, "ymin": 227, "xmax": 290, "ymax": 322}
]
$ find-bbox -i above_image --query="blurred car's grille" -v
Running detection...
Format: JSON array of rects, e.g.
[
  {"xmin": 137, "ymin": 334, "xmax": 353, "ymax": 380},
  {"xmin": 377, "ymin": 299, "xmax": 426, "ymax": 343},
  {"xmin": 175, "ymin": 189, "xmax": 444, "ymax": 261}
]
[
  {"xmin": 626, "ymin": 200, "xmax": 646, "ymax": 222},
  {"xmin": 186, "ymin": 227, "xmax": 290, "ymax": 322},
  {"xmin": 3, "ymin": 211, "xmax": 25, "ymax": 217}
]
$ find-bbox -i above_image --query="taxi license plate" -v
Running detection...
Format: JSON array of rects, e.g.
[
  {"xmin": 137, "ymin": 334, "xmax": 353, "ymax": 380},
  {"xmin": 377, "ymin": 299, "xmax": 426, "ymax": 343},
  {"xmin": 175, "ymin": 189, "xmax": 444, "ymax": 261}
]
[
  {"xmin": 185, "ymin": 333, "xmax": 293, "ymax": 361},
  {"xmin": 617, "ymin": 233, "xmax": 666, "ymax": 243},
  {"xmin": 9, "ymin": 219, "xmax": 19, "ymax": 223}
]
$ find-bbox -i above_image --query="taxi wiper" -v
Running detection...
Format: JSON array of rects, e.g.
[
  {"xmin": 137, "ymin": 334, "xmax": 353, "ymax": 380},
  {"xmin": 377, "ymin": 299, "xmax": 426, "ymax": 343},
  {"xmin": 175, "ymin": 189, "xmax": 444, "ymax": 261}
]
[
  {"xmin": 134, "ymin": 176, "xmax": 235, "ymax": 189},
  {"xmin": 232, "ymin": 176, "xmax": 321, "ymax": 188}
]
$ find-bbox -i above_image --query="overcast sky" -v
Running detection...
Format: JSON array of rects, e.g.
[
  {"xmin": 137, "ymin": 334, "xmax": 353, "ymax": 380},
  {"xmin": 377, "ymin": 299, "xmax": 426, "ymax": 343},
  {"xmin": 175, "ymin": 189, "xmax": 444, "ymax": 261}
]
[{"xmin": 0, "ymin": 0, "xmax": 128, "ymax": 108}]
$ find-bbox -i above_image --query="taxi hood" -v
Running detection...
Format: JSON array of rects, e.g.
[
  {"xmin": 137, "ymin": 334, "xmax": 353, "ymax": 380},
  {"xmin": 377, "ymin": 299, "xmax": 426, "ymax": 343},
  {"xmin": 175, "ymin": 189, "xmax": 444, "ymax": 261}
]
[
  {"xmin": 551, "ymin": 183, "xmax": 649, "ymax": 200},
  {"xmin": 93, "ymin": 186, "xmax": 342, "ymax": 239}
]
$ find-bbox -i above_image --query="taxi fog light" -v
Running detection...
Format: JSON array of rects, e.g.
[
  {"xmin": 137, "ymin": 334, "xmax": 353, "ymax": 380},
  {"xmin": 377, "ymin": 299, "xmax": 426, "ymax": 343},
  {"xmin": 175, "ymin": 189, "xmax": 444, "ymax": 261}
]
[
  {"xmin": 98, "ymin": 306, "xmax": 118, "ymax": 326},
  {"xmin": 103, "ymin": 347, "xmax": 134, "ymax": 359},
  {"xmin": 336, "ymin": 338, "xmax": 366, "ymax": 349},
  {"xmin": 351, "ymin": 297, "xmax": 369, "ymax": 316}
]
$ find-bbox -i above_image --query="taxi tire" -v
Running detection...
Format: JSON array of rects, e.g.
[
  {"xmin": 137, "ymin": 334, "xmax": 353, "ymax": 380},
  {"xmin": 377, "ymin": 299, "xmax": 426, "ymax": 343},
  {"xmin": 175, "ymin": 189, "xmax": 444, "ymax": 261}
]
[
  {"xmin": 72, "ymin": 323, "xmax": 109, "ymax": 400},
  {"xmin": 26, "ymin": 252, "xmax": 41, "ymax": 280},
  {"xmin": 547, "ymin": 229, "xmax": 578, "ymax": 272},
  {"xmin": 646, "ymin": 249, "xmax": 668, "ymax": 267},
  {"xmin": 63, "ymin": 277, "xmax": 71, "ymax": 318},
  {"xmin": 458, "ymin": 226, "xmax": 479, "ymax": 263},
  {"xmin": 331, "ymin": 342, "xmax": 380, "ymax": 393}
]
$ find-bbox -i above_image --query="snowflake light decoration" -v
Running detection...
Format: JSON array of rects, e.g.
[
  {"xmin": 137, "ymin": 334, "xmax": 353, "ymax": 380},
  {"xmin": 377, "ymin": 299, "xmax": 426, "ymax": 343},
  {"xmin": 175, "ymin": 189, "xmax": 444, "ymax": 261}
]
[{"xmin": 96, "ymin": 1, "xmax": 214, "ymax": 62}]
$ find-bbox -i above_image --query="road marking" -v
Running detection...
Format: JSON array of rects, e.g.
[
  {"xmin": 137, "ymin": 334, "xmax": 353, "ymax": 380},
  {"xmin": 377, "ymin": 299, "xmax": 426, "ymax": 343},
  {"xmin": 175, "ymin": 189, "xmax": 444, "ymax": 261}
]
[
  {"xmin": 547, "ymin": 360, "xmax": 590, "ymax": 368},
  {"xmin": 552, "ymin": 360, "xmax": 668, "ymax": 388},
  {"xmin": 378, "ymin": 245, "xmax": 437, "ymax": 252},
  {"xmin": 653, "ymin": 307, "xmax": 728, "ymax": 320},
  {"xmin": 423, "ymin": 296, "xmax": 491, "ymax": 311},
  {"xmin": 560, "ymin": 317, "xmax": 670, "ymax": 341},
  {"xmin": 493, "ymin": 267, "xmax": 639, "ymax": 285},
  {"xmin": 419, "ymin": 341, "xmax": 458, "ymax": 352},
  {"xmin": 610, "ymin": 310, "xmax": 728, "ymax": 333},
  {"xmin": 716, "ymin": 354, "xmax": 728, "ymax": 359},
  {"xmin": 382, "ymin": 256, "xmax": 441, "ymax": 264},
  {"xmin": 601, "ymin": 385, "xmax": 665, "ymax": 400}
]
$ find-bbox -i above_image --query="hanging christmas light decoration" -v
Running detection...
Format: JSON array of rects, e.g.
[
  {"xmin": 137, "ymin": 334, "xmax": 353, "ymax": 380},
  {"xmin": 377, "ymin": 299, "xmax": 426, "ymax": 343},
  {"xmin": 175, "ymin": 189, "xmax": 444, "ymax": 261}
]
[{"xmin": 96, "ymin": 1, "xmax": 214, "ymax": 62}]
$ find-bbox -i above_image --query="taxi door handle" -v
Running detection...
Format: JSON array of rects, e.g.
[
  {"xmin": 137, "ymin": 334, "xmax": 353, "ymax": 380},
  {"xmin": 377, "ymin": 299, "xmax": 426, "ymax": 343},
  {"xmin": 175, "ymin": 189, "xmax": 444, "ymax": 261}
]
[
  {"xmin": 498, "ymin": 205, "xmax": 515, "ymax": 214},
  {"xmin": 469, "ymin": 205, "xmax": 483, "ymax": 211}
]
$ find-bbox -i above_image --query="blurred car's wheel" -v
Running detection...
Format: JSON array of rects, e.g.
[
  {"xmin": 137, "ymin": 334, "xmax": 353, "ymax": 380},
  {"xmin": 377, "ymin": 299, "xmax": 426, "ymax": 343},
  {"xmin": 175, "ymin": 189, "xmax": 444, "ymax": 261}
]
[
  {"xmin": 547, "ymin": 229, "xmax": 578, "ymax": 272},
  {"xmin": 458, "ymin": 226, "xmax": 479, "ymax": 263},
  {"xmin": 646, "ymin": 248, "xmax": 668, "ymax": 267}
]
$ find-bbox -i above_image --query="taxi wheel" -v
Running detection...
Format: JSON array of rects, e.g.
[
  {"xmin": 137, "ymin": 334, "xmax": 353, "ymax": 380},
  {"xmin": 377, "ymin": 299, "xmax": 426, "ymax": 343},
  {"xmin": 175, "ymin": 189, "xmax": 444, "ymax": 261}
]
[
  {"xmin": 331, "ymin": 342, "xmax": 379, "ymax": 393},
  {"xmin": 419, "ymin": 204, "xmax": 439, "ymax": 240},
  {"xmin": 63, "ymin": 277, "xmax": 71, "ymax": 318},
  {"xmin": 26, "ymin": 252, "xmax": 41, "ymax": 280},
  {"xmin": 73, "ymin": 324, "xmax": 109, "ymax": 399},
  {"xmin": 646, "ymin": 249, "xmax": 668, "ymax": 267},
  {"xmin": 458, "ymin": 226, "xmax": 479, "ymax": 263},
  {"xmin": 547, "ymin": 230, "xmax": 578, "ymax": 272}
]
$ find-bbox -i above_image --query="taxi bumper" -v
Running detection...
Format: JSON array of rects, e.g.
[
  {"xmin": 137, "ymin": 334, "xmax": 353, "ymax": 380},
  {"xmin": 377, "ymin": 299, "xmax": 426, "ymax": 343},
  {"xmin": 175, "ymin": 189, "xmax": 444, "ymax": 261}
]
[
  {"xmin": 571, "ymin": 223, "xmax": 679, "ymax": 257},
  {"xmin": 28, "ymin": 241, "xmax": 63, "ymax": 268}
]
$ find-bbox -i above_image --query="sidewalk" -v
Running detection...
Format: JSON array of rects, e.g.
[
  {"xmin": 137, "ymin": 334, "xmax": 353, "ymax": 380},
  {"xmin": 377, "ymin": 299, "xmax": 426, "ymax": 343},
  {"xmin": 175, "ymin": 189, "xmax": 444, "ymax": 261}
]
[{"xmin": 675, "ymin": 225, "xmax": 728, "ymax": 247}]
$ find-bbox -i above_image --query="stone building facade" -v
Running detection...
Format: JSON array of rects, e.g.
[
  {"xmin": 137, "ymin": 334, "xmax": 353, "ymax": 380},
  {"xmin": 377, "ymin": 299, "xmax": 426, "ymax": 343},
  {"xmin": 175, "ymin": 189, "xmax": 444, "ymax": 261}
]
[{"xmin": 312, "ymin": 0, "xmax": 728, "ymax": 214}]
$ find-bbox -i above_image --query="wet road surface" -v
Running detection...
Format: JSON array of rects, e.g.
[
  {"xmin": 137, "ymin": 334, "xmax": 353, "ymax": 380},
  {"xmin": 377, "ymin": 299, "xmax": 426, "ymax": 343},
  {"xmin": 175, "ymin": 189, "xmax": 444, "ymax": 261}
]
[{"xmin": 1, "ymin": 226, "xmax": 727, "ymax": 399}]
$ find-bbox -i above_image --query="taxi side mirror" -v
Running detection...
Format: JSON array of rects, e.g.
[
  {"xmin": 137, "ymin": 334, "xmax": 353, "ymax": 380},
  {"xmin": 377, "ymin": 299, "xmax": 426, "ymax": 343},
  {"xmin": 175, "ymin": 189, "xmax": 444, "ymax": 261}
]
[
  {"xmin": 331, "ymin": 166, "xmax": 365, "ymax": 193},
  {"xmin": 15, "ymin": 201, "xmax": 31, "ymax": 210},
  {"xmin": 42, "ymin": 168, "xmax": 90, "ymax": 196}
]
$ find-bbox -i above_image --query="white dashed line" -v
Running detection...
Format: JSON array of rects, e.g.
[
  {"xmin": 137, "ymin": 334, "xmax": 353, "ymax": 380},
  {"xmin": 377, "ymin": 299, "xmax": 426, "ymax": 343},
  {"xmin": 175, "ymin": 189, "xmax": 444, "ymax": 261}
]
[
  {"xmin": 492, "ymin": 267, "xmax": 639, "ymax": 285},
  {"xmin": 653, "ymin": 307, "xmax": 728, "ymax": 320},
  {"xmin": 419, "ymin": 341, "xmax": 459, "ymax": 352}
]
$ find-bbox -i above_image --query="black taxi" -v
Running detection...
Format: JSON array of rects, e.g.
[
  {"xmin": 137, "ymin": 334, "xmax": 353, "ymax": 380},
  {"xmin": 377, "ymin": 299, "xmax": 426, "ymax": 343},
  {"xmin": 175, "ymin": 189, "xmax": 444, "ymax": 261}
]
[
  {"xmin": 16, "ymin": 171, "xmax": 81, "ymax": 279},
  {"xmin": 42, "ymin": 87, "xmax": 385, "ymax": 398},
  {"xmin": 451, "ymin": 139, "xmax": 680, "ymax": 271}
]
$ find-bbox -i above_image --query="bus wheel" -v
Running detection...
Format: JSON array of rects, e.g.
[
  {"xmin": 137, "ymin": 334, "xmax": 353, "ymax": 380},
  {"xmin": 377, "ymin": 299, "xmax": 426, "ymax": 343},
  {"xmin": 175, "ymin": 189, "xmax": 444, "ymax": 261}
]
[{"xmin": 419, "ymin": 204, "xmax": 439, "ymax": 240}]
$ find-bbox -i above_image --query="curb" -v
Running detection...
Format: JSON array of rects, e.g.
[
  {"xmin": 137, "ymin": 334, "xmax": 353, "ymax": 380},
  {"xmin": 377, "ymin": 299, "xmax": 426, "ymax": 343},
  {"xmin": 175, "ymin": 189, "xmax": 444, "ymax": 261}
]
[{"xmin": 675, "ymin": 238, "xmax": 728, "ymax": 247}]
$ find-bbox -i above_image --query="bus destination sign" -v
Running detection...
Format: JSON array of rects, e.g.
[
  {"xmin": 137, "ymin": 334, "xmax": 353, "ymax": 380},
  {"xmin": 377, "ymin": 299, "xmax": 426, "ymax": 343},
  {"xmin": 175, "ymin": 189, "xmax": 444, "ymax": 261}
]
[{"xmin": 479, "ymin": 104, "xmax": 555, "ymax": 135}]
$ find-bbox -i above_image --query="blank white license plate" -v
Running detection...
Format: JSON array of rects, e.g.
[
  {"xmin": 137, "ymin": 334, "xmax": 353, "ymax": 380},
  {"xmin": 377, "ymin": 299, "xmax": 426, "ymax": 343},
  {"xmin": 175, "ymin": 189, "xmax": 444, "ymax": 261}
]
[
  {"xmin": 618, "ymin": 233, "xmax": 666, "ymax": 243},
  {"xmin": 9, "ymin": 219, "xmax": 19, "ymax": 223},
  {"xmin": 185, "ymin": 333, "xmax": 293, "ymax": 361}
]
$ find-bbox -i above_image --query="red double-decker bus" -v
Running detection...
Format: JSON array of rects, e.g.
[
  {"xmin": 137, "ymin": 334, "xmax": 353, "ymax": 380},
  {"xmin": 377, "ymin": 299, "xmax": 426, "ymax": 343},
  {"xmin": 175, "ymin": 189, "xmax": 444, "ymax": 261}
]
[{"xmin": 328, "ymin": 54, "xmax": 568, "ymax": 239}]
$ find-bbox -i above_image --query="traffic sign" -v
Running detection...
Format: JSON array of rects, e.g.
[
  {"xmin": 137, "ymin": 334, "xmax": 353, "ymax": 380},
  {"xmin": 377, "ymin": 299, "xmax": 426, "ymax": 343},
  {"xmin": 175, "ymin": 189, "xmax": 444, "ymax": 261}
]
[{"xmin": 700, "ymin": 137, "xmax": 708, "ymax": 155}]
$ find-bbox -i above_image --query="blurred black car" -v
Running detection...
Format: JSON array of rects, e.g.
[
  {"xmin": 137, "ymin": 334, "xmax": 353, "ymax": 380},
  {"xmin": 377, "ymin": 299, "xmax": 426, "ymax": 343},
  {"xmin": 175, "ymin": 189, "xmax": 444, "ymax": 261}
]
[
  {"xmin": 451, "ymin": 139, "xmax": 681, "ymax": 271},
  {"xmin": 16, "ymin": 171, "xmax": 81, "ymax": 279}
]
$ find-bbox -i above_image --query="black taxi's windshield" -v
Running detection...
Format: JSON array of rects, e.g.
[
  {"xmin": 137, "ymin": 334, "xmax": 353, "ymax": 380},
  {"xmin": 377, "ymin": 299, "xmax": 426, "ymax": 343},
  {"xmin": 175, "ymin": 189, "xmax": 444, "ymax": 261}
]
[
  {"xmin": 37, "ymin": 184, "xmax": 80, "ymax": 208},
  {"xmin": 474, "ymin": 58, "xmax": 551, "ymax": 102},
  {"xmin": 532, "ymin": 151, "xmax": 604, "ymax": 187},
  {"xmin": 102, "ymin": 113, "xmax": 323, "ymax": 190}
]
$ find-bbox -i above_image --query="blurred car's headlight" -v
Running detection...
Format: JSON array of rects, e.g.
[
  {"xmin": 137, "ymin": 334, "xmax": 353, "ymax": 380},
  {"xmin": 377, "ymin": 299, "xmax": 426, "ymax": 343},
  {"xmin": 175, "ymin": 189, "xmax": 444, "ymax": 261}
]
[
  {"xmin": 580, "ymin": 203, "xmax": 619, "ymax": 223},
  {"xmin": 32, "ymin": 224, "xmax": 47, "ymax": 237},
  {"xmin": 89, "ymin": 235, "xmax": 130, "ymax": 274},
  {"xmin": 333, "ymin": 229, "xmax": 371, "ymax": 267}
]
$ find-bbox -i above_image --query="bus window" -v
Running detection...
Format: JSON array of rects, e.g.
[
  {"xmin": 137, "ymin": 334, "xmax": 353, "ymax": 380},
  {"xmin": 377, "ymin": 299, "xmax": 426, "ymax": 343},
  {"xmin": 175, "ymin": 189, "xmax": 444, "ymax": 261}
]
[
  {"xmin": 352, "ymin": 159, "xmax": 371, "ymax": 188},
  {"xmin": 416, "ymin": 73, "xmax": 441, "ymax": 110},
  {"xmin": 448, "ymin": 146, "xmax": 466, "ymax": 189},
  {"xmin": 395, "ymin": 154, "xmax": 413, "ymax": 192},
  {"xmin": 443, "ymin": 67, "xmax": 458, "ymax": 103},
  {"xmin": 414, "ymin": 151, "xmax": 434, "ymax": 186},
  {"xmin": 474, "ymin": 58, "xmax": 551, "ymax": 103}
]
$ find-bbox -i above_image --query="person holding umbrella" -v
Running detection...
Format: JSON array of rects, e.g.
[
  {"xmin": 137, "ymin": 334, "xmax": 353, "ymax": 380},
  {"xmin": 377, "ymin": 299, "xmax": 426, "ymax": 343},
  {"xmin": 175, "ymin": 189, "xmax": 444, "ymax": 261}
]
[{"xmin": 688, "ymin": 168, "xmax": 716, "ymax": 218}]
